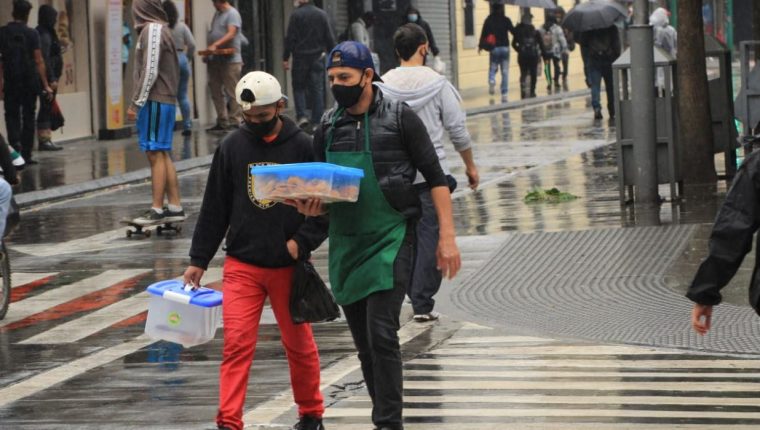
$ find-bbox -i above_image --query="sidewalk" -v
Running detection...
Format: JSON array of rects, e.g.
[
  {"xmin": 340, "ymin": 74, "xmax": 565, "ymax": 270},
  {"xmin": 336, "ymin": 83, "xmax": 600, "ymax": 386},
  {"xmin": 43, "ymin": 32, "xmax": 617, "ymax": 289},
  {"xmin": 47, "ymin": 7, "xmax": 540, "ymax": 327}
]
[{"xmin": 14, "ymin": 76, "xmax": 590, "ymax": 208}]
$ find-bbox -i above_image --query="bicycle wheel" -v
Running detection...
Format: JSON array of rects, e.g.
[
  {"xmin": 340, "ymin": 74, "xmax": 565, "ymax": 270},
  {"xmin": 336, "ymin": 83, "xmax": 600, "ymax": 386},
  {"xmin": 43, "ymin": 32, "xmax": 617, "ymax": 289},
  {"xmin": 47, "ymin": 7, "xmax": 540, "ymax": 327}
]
[{"xmin": 0, "ymin": 242, "xmax": 10, "ymax": 320}]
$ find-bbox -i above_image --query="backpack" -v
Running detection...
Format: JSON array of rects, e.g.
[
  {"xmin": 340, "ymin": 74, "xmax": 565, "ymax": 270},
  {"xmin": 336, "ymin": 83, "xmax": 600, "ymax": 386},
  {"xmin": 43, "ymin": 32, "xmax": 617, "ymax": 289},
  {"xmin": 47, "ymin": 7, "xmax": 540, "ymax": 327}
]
[
  {"xmin": 540, "ymin": 28, "xmax": 554, "ymax": 54},
  {"xmin": 518, "ymin": 29, "xmax": 539, "ymax": 58},
  {"xmin": 0, "ymin": 26, "xmax": 37, "ymax": 88},
  {"xmin": 588, "ymin": 31, "xmax": 616, "ymax": 62}
]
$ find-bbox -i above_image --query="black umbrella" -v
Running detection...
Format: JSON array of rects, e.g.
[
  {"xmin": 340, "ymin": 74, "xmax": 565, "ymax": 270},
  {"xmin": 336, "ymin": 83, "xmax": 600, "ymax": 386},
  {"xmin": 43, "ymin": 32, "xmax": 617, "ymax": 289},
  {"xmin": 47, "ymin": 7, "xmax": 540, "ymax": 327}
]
[{"xmin": 562, "ymin": 0, "xmax": 628, "ymax": 32}]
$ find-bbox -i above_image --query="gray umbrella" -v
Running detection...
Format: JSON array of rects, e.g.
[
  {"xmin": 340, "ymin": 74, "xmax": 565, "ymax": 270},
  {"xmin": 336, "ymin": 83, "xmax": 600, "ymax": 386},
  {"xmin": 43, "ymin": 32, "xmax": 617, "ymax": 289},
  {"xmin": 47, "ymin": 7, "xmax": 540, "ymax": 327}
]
[
  {"xmin": 487, "ymin": 0, "xmax": 557, "ymax": 9},
  {"xmin": 562, "ymin": 0, "xmax": 628, "ymax": 32}
]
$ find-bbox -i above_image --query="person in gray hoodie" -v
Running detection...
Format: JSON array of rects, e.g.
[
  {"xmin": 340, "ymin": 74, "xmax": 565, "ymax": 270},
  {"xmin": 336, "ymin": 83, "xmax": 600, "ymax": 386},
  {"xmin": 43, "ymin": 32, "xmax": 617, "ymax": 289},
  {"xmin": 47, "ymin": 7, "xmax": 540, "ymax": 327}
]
[
  {"xmin": 377, "ymin": 23, "xmax": 479, "ymax": 322},
  {"xmin": 127, "ymin": 0, "xmax": 184, "ymax": 226}
]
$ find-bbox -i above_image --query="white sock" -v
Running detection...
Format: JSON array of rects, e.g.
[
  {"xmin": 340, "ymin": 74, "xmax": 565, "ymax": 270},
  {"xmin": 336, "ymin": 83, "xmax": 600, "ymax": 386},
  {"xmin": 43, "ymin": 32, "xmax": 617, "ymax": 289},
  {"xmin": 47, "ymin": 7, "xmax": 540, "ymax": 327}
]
[
  {"xmin": 167, "ymin": 204, "xmax": 183, "ymax": 213},
  {"xmin": 152, "ymin": 207, "xmax": 164, "ymax": 214}
]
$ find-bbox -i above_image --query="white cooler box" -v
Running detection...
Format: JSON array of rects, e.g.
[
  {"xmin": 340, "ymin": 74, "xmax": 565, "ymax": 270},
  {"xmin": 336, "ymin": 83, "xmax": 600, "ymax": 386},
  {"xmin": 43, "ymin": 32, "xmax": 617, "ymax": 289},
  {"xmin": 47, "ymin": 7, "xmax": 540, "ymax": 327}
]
[{"xmin": 145, "ymin": 280, "xmax": 223, "ymax": 347}]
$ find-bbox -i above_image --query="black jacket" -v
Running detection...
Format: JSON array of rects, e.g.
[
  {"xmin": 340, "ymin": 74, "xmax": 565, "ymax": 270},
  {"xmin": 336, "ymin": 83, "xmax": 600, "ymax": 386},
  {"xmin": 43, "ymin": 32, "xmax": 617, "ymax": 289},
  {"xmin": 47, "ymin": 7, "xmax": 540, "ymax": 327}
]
[
  {"xmin": 512, "ymin": 23, "xmax": 541, "ymax": 58},
  {"xmin": 37, "ymin": 5, "xmax": 62, "ymax": 83},
  {"xmin": 313, "ymin": 88, "xmax": 447, "ymax": 220},
  {"xmin": 189, "ymin": 116, "xmax": 328, "ymax": 270},
  {"xmin": 480, "ymin": 14, "xmax": 515, "ymax": 48},
  {"xmin": 579, "ymin": 25, "xmax": 620, "ymax": 63},
  {"xmin": 687, "ymin": 150, "xmax": 760, "ymax": 315},
  {"xmin": 283, "ymin": 4, "xmax": 335, "ymax": 60}
]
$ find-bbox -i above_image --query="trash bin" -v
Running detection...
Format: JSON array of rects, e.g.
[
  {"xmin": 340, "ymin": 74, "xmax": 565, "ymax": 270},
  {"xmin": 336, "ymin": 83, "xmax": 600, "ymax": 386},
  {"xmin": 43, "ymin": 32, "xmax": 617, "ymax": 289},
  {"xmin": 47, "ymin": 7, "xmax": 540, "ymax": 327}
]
[{"xmin": 613, "ymin": 47, "xmax": 681, "ymax": 204}]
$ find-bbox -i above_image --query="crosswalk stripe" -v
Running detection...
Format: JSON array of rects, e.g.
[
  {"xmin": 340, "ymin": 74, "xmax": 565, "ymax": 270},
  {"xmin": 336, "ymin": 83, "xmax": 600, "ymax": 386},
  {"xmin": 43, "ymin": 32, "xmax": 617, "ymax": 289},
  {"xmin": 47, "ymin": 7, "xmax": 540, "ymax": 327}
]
[
  {"xmin": 11, "ymin": 272, "xmax": 57, "ymax": 288},
  {"xmin": 326, "ymin": 407, "xmax": 760, "ymax": 419},
  {"xmin": 429, "ymin": 345, "xmax": 683, "ymax": 356},
  {"xmin": 445, "ymin": 336, "xmax": 559, "ymax": 344},
  {"xmin": 345, "ymin": 395, "xmax": 760, "ymax": 406},
  {"xmin": 19, "ymin": 269, "xmax": 225, "ymax": 344},
  {"xmin": 0, "ymin": 269, "xmax": 147, "ymax": 327},
  {"xmin": 0, "ymin": 335, "xmax": 154, "ymax": 408},
  {"xmin": 402, "ymin": 379, "xmax": 760, "ymax": 392},
  {"xmin": 242, "ymin": 318, "xmax": 434, "ymax": 425},
  {"xmin": 403, "ymin": 369, "xmax": 760, "ymax": 379},
  {"xmin": 411, "ymin": 358, "xmax": 760, "ymax": 369}
]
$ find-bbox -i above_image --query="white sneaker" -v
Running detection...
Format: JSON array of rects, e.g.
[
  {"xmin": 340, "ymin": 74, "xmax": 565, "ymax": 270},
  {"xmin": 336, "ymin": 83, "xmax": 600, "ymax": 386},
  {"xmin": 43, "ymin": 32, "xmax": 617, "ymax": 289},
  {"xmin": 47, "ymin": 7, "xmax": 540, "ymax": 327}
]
[
  {"xmin": 413, "ymin": 311, "xmax": 440, "ymax": 322},
  {"xmin": 11, "ymin": 150, "xmax": 24, "ymax": 167}
]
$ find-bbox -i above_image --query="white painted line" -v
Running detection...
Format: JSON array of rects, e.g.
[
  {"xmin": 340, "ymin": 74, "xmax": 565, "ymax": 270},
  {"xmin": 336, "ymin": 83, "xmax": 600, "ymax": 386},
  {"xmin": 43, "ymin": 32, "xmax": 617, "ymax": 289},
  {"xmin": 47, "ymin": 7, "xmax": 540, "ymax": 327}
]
[
  {"xmin": 445, "ymin": 336, "xmax": 556, "ymax": 344},
  {"xmin": 325, "ymin": 407, "xmax": 760, "ymax": 419},
  {"xmin": 11, "ymin": 272, "xmax": 58, "ymax": 288},
  {"xmin": 403, "ymin": 379, "xmax": 760, "ymax": 392},
  {"xmin": 429, "ymin": 345, "xmax": 683, "ymax": 356},
  {"xmin": 0, "ymin": 335, "xmax": 154, "ymax": 407},
  {"xmin": 242, "ymin": 319, "xmax": 434, "ymax": 425},
  {"xmin": 348, "ymin": 394, "xmax": 760, "ymax": 407},
  {"xmin": 403, "ymin": 369, "xmax": 760, "ymax": 379},
  {"xmin": 10, "ymin": 228, "xmax": 148, "ymax": 257},
  {"xmin": 320, "ymin": 424, "xmax": 760, "ymax": 430},
  {"xmin": 0, "ymin": 269, "xmax": 148, "ymax": 327},
  {"xmin": 19, "ymin": 269, "xmax": 224, "ymax": 344},
  {"xmin": 410, "ymin": 358, "xmax": 760, "ymax": 369}
]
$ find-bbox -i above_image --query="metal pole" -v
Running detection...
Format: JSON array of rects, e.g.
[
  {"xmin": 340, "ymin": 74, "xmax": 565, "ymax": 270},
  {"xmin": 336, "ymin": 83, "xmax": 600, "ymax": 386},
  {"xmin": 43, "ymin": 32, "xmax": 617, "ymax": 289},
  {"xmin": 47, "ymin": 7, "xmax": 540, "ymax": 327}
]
[{"xmin": 630, "ymin": 0, "xmax": 659, "ymax": 208}]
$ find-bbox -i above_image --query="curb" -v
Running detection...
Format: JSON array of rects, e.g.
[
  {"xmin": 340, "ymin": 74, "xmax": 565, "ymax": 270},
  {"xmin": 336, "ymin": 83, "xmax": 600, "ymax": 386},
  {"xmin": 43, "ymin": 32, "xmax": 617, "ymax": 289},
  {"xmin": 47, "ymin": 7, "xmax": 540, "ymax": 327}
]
[
  {"xmin": 18, "ymin": 90, "xmax": 590, "ymax": 209},
  {"xmin": 464, "ymin": 88, "xmax": 590, "ymax": 117},
  {"xmin": 16, "ymin": 154, "xmax": 214, "ymax": 209}
]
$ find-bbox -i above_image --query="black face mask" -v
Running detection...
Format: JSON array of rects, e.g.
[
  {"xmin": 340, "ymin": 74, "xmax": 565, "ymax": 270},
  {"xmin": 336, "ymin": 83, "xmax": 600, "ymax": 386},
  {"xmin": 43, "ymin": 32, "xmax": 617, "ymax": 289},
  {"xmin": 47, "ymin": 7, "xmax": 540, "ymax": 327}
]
[
  {"xmin": 422, "ymin": 49, "xmax": 429, "ymax": 66},
  {"xmin": 246, "ymin": 110, "xmax": 279, "ymax": 138},
  {"xmin": 331, "ymin": 73, "xmax": 366, "ymax": 108}
]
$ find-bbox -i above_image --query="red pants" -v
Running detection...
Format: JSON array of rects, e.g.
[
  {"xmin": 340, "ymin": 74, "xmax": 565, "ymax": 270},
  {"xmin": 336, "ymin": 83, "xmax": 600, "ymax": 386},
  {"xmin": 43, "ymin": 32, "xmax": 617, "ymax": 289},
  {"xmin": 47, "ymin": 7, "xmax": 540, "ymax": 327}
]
[{"xmin": 217, "ymin": 257, "xmax": 324, "ymax": 430}]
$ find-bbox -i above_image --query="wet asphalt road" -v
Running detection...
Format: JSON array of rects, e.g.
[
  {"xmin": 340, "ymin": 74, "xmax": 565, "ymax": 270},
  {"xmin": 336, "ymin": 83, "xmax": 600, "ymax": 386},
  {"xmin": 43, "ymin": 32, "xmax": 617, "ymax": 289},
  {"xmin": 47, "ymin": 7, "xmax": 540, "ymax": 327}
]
[{"xmin": 4, "ymin": 96, "xmax": 759, "ymax": 428}]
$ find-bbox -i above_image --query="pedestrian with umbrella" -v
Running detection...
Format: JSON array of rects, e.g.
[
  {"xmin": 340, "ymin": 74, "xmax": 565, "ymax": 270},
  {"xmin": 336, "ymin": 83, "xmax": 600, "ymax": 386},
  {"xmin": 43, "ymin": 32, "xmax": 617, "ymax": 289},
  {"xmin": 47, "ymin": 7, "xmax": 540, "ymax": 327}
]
[{"xmin": 563, "ymin": 0, "xmax": 626, "ymax": 120}]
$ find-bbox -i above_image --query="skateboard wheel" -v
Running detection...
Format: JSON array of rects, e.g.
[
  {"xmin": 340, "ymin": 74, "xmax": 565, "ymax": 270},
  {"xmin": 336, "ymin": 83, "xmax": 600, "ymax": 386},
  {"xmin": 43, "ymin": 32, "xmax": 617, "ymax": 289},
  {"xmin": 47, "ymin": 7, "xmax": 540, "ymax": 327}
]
[
  {"xmin": 144, "ymin": 230, "xmax": 152, "ymax": 238},
  {"xmin": 126, "ymin": 230, "xmax": 133, "ymax": 238}
]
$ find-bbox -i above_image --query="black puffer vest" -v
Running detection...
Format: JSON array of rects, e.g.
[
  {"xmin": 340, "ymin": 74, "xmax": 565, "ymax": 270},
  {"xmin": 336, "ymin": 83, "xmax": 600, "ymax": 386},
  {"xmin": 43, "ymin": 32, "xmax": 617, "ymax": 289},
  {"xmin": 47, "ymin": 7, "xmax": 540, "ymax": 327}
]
[{"xmin": 322, "ymin": 90, "xmax": 421, "ymax": 219}]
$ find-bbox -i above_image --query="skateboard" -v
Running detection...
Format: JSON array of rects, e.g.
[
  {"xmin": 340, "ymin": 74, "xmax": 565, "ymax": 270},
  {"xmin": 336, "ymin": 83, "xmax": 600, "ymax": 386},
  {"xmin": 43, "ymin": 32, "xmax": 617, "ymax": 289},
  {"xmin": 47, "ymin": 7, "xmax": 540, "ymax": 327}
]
[{"xmin": 120, "ymin": 219, "xmax": 183, "ymax": 238}]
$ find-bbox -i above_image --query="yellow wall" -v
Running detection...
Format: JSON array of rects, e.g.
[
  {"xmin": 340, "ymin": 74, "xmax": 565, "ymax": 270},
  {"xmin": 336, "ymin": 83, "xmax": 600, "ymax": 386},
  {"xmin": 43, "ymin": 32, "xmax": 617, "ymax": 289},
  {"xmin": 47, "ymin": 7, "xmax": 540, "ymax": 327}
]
[{"xmin": 455, "ymin": 1, "xmax": 581, "ymax": 94}]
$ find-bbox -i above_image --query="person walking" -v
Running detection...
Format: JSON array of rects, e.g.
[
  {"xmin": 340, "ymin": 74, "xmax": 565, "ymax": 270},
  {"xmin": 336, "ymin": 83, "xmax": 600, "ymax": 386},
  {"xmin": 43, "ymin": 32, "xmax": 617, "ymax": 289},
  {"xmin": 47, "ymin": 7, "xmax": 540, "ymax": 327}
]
[
  {"xmin": 403, "ymin": 7, "xmax": 439, "ymax": 59},
  {"xmin": 35, "ymin": 4, "xmax": 64, "ymax": 152},
  {"xmin": 378, "ymin": 24, "xmax": 479, "ymax": 323},
  {"xmin": 512, "ymin": 12, "xmax": 542, "ymax": 99},
  {"xmin": 478, "ymin": 3, "xmax": 515, "ymax": 101},
  {"xmin": 0, "ymin": 0, "xmax": 54, "ymax": 166},
  {"xmin": 554, "ymin": 7, "xmax": 575, "ymax": 89},
  {"xmin": 688, "ymin": 149, "xmax": 760, "ymax": 336},
  {"xmin": 579, "ymin": 24, "xmax": 620, "ymax": 120},
  {"xmin": 539, "ymin": 13, "xmax": 567, "ymax": 92},
  {"xmin": 126, "ymin": 0, "xmax": 185, "ymax": 226},
  {"xmin": 294, "ymin": 40, "xmax": 462, "ymax": 430},
  {"xmin": 162, "ymin": 1, "xmax": 196, "ymax": 136},
  {"xmin": 184, "ymin": 71, "xmax": 327, "ymax": 430},
  {"xmin": 205, "ymin": 0, "xmax": 243, "ymax": 132},
  {"xmin": 283, "ymin": 0, "xmax": 335, "ymax": 132},
  {"xmin": 650, "ymin": 7, "xmax": 676, "ymax": 91},
  {"xmin": 349, "ymin": 11, "xmax": 375, "ymax": 48}
]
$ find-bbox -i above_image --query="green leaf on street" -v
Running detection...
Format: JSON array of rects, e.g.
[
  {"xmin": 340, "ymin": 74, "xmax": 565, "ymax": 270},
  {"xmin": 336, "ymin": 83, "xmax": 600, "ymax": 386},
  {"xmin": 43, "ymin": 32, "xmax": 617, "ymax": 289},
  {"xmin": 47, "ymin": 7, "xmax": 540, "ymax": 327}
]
[{"xmin": 524, "ymin": 187, "xmax": 579, "ymax": 203}]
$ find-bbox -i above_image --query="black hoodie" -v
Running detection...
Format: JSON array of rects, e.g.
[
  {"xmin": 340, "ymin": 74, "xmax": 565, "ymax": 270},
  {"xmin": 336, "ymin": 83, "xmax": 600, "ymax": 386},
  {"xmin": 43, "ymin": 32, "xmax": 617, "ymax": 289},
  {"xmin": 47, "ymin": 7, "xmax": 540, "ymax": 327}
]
[
  {"xmin": 37, "ymin": 5, "xmax": 62, "ymax": 82},
  {"xmin": 189, "ymin": 116, "xmax": 328, "ymax": 270}
]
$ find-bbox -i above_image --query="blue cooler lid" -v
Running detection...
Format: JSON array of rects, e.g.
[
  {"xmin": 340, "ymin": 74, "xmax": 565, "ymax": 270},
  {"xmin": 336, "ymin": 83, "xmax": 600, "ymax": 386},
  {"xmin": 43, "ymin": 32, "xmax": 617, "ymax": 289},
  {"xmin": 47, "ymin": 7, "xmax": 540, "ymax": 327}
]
[
  {"xmin": 250, "ymin": 162, "xmax": 364, "ymax": 178},
  {"xmin": 146, "ymin": 280, "xmax": 223, "ymax": 307}
]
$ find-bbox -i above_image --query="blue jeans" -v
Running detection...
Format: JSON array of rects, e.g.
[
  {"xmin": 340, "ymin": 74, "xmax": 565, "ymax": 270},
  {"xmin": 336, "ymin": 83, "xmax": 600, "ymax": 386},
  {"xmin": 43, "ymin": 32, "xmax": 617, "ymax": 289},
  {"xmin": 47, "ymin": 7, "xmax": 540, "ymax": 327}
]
[
  {"xmin": 489, "ymin": 46, "xmax": 510, "ymax": 95},
  {"xmin": 177, "ymin": 52, "xmax": 192, "ymax": 130},
  {"xmin": 589, "ymin": 60, "xmax": 614, "ymax": 115},
  {"xmin": 292, "ymin": 53, "xmax": 325, "ymax": 124},
  {"xmin": 0, "ymin": 178, "xmax": 12, "ymax": 238}
]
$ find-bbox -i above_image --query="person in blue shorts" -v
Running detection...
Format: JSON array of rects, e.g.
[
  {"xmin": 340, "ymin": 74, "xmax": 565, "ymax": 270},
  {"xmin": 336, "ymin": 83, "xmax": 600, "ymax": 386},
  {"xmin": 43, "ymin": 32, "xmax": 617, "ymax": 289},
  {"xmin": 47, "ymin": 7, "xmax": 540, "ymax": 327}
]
[{"xmin": 126, "ymin": 0, "xmax": 185, "ymax": 225}]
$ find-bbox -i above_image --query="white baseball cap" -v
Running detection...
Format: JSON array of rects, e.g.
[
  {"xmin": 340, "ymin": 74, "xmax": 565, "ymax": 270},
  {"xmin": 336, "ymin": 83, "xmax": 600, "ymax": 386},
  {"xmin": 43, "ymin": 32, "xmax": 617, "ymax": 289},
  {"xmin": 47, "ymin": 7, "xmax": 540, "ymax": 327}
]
[{"xmin": 235, "ymin": 71, "xmax": 284, "ymax": 111}]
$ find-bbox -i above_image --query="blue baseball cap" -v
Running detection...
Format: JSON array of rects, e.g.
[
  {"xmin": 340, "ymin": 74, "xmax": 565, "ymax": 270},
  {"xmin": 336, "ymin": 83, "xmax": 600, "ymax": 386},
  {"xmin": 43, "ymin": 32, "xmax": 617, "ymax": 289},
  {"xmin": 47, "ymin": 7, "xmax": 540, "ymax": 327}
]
[{"xmin": 326, "ymin": 41, "xmax": 382, "ymax": 82}]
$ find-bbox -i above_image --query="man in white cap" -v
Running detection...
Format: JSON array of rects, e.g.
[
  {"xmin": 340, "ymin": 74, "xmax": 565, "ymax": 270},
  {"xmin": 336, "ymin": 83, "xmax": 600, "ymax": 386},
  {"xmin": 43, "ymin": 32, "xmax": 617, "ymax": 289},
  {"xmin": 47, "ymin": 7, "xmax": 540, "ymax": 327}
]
[{"xmin": 183, "ymin": 71, "xmax": 328, "ymax": 430}]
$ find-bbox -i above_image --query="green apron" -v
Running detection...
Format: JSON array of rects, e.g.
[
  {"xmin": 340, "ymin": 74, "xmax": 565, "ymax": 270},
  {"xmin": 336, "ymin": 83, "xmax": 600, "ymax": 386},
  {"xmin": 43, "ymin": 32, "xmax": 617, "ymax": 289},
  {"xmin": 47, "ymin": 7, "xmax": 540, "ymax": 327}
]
[{"xmin": 325, "ymin": 109, "xmax": 408, "ymax": 305}]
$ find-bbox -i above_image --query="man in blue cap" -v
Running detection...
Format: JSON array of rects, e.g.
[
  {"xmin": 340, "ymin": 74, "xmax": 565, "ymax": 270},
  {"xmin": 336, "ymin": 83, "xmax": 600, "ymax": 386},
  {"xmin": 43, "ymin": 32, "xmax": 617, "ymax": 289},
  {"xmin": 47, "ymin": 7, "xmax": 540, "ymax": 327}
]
[{"xmin": 292, "ymin": 41, "xmax": 461, "ymax": 430}]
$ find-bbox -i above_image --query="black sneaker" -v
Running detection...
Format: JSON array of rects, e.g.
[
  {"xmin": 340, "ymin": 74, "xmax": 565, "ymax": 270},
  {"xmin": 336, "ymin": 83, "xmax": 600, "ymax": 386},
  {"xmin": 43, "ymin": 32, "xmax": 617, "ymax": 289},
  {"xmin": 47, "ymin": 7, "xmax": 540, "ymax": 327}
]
[
  {"xmin": 206, "ymin": 124, "xmax": 226, "ymax": 132},
  {"xmin": 593, "ymin": 108, "xmax": 603, "ymax": 120},
  {"xmin": 163, "ymin": 207, "xmax": 186, "ymax": 223},
  {"xmin": 132, "ymin": 209, "xmax": 165, "ymax": 226},
  {"xmin": 293, "ymin": 415, "xmax": 324, "ymax": 430}
]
